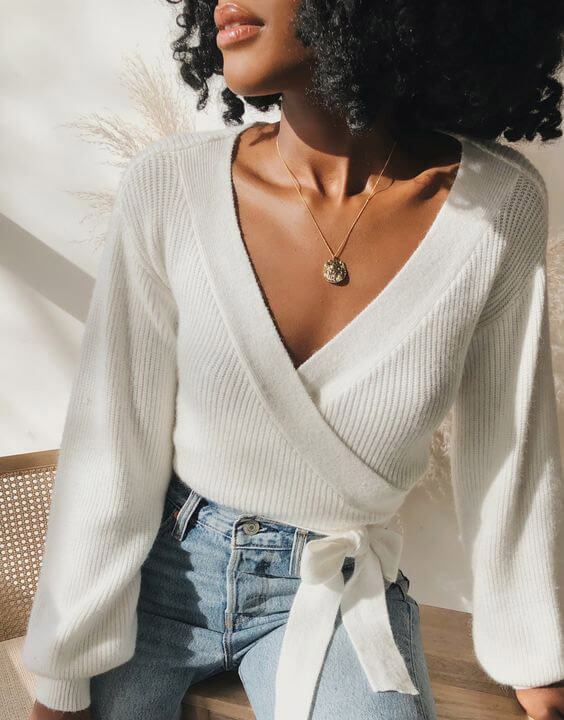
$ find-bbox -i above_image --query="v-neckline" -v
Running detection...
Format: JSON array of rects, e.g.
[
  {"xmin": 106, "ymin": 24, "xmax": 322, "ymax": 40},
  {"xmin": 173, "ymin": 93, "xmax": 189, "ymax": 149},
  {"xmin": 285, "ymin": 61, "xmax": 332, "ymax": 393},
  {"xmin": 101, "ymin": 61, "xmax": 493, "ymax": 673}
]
[
  {"xmin": 229, "ymin": 121, "xmax": 468, "ymax": 377},
  {"xmin": 224, "ymin": 120, "xmax": 472, "ymax": 399},
  {"xmin": 180, "ymin": 121, "xmax": 502, "ymax": 514}
]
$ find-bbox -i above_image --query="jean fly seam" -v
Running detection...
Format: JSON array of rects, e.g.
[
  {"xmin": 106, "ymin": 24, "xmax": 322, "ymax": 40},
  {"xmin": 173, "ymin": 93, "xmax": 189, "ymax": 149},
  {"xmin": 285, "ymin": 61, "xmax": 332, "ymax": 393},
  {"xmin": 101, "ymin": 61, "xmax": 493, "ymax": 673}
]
[{"xmin": 222, "ymin": 527, "xmax": 238, "ymax": 672}]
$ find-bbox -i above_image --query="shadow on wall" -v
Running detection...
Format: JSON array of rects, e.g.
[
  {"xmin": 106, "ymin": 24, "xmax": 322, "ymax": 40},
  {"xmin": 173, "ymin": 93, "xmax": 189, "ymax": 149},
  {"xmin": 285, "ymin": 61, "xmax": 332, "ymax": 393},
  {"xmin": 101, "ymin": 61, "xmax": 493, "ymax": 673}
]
[
  {"xmin": 0, "ymin": 212, "xmax": 93, "ymax": 324},
  {"xmin": 1, "ymin": 55, "xmax": 197, "ymax": 333}
]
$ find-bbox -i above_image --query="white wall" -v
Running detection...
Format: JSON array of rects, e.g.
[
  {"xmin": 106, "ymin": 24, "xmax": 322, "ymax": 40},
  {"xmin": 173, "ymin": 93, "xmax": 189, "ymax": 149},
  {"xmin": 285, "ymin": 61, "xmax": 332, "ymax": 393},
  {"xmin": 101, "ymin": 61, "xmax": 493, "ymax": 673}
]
[{"xmin": 1, "ymin": 1, "xmax": 562, "ymax": 612}]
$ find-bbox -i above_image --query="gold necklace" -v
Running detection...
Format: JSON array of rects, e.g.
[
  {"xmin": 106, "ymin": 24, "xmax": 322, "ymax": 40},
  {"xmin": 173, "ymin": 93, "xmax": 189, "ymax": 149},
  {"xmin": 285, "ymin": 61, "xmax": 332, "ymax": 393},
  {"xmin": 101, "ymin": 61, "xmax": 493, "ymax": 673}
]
[{"xmin": 275, "ymin": 133, "xmax": 397, "ymax": 284}]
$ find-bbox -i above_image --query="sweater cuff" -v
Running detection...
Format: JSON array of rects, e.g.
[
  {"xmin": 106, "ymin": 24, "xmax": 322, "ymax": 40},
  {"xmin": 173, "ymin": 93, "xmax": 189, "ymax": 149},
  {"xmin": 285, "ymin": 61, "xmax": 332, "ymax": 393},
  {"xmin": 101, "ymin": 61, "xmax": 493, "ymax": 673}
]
[{"xmin": 34, "ymin": 674, "xmax": 90, "ymax": 712}]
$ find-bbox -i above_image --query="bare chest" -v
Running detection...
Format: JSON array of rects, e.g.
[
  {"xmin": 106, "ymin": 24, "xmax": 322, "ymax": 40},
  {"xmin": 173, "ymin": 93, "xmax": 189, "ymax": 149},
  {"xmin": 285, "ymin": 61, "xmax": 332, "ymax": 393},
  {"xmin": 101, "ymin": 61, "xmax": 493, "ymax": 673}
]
[{"xmin": 232, "ymin": 158, "xmax": 457, "ymax": 370}]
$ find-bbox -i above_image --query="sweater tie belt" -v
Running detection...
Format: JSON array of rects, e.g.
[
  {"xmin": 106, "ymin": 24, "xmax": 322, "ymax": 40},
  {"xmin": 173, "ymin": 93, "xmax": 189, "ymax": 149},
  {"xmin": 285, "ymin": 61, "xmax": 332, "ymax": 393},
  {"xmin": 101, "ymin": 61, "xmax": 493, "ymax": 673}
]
[{"xmin": 273, "ymin": 524, "xmax": 420, "ymax": 720}]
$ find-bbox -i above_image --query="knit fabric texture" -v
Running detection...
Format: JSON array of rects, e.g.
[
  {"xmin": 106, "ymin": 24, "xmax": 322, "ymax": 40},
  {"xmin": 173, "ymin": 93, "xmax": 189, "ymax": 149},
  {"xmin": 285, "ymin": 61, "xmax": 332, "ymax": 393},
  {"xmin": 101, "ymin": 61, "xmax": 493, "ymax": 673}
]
[{"xmin": 21, "ymin": 122, "xmax": 564, "ymax": 711}]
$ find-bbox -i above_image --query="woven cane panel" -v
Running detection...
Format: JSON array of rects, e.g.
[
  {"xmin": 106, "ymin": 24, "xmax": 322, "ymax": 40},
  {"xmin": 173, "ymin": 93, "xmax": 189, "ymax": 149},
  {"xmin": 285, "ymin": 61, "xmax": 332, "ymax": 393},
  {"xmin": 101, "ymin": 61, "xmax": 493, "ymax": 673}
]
[{"xmin": 0, "ymin": 465, "xmax": 55, "ymax": 642}]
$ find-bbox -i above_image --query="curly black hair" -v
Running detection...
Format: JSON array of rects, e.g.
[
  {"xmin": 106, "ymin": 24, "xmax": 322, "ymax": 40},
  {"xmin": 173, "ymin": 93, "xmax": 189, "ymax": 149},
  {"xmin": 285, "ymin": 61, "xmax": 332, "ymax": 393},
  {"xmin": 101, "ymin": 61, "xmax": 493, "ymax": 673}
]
[{"xmin": 165, "ymin": 0, "xmax": 564, "ymax": 143}]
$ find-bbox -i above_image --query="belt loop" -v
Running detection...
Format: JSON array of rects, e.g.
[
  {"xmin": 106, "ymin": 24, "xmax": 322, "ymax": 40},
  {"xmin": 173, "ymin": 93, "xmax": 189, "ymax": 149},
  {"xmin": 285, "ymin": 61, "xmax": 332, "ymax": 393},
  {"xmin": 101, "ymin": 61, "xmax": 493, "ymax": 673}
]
[
  {"xmin": 289, "ymin": 528, "xmax": 308, "ymax": 576},
  {"xmin": 173, "ymin": 488, "xmax": 204, "ymax": 542}
]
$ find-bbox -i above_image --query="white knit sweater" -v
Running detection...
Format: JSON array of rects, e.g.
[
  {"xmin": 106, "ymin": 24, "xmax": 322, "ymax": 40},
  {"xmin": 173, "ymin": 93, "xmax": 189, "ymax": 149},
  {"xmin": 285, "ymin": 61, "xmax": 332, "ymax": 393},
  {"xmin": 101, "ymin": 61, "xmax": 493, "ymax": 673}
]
[{"xmin": 21, "ymin": 121, "xmax": 564, "ymax": 713}]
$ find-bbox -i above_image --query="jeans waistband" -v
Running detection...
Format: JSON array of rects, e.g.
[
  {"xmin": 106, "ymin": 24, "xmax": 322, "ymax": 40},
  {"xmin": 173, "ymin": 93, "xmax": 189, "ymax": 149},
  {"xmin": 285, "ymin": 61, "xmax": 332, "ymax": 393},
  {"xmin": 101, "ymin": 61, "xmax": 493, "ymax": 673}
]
[
  {"xmin": 165, "ymin": 470, "xmax": 407, "ymax": 586},
  {"xmin": 165, "ymin": 470, "xmax": 338, "ymax": 573},
  {"xmin": 167, "ymin": 470, "xmax": 323, "ymax": 538}
]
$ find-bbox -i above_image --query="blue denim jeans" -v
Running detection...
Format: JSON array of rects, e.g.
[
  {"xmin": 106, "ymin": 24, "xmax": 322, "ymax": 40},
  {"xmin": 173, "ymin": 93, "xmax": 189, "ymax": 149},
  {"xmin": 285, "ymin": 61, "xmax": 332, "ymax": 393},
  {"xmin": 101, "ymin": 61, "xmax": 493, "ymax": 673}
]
[{"xmin": 90, "ymin": 471, "xmax": 438, "ymax": 720}]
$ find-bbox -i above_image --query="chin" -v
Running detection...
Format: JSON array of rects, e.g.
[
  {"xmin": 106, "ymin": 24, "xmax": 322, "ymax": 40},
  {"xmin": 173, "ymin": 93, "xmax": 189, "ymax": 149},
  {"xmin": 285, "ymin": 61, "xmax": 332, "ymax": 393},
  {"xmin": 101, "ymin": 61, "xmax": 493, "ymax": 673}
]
[{"xmin": 223, "ymin": 70, "xmax": 281, "ymax": 98}]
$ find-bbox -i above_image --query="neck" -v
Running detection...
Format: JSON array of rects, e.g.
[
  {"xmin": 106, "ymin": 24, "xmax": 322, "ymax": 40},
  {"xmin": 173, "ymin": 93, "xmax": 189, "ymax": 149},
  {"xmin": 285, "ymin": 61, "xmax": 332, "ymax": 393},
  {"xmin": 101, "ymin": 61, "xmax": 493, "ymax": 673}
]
[{"xmin": 276, "ymin": 94, "xmax": 402, "ymax": 200}]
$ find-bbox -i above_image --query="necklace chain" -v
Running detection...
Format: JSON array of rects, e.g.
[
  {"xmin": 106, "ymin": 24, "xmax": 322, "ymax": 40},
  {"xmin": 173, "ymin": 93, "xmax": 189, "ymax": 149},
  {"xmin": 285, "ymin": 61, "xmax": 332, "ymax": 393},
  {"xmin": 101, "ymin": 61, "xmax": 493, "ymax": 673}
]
[{"xmin": 275, "ymin": 131, "xmax": 397, "ymax": 283}]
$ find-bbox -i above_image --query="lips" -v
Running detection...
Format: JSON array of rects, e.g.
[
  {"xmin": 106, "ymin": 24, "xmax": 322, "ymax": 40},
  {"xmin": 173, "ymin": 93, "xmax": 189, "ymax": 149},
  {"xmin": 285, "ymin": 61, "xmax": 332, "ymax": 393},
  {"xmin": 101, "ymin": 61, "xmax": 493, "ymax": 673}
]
[{"xmin": 214, "ymin": 2, "xmax": 264, "ymax": 31}]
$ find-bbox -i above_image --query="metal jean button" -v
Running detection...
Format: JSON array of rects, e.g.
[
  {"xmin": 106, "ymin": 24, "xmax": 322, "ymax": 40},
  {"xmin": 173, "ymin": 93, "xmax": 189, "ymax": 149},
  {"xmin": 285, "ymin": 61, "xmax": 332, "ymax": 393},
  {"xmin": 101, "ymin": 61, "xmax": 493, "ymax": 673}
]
[{"xmin": 242, "ymin": 520, "xmax": 260, "ymax": 535}]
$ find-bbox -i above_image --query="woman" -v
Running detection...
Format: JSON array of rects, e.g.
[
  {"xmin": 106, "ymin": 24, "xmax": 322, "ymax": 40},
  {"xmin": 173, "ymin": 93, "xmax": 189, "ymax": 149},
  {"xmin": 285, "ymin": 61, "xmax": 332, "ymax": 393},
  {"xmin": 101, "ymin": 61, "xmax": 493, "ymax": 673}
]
[{"xmin": 25, "ymin": 1, "xmax": 564, "ymax": 719}]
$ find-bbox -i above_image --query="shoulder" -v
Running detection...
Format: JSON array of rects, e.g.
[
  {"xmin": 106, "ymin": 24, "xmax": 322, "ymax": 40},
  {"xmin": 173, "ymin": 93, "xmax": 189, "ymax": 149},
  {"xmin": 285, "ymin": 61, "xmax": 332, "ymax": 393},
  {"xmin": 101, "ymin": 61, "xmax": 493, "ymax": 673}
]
[
  {"xmin": 491, "ymin": 139, "xmax": 548, "ymax": 249},
  {"xmin": 465, "ymin": 134, "xmax": 548, "ymax": 213},
  {"xmin": 469, "ymin": 138, "xmax": 551, "ymax": 327},
  {"xmin": 115, "ymin": 126, "xmax": 235, "ymax": 209},
  {"xmin": 130, "ymin": 125, "xmax": 234, "ymax": 166},
  {"xmin": 456, "ymin": 133, "xmax": 550, "ymax": 265},
  {"xmin": 107, "ymin": 127, "xmax": 234, "ymax": 285}
]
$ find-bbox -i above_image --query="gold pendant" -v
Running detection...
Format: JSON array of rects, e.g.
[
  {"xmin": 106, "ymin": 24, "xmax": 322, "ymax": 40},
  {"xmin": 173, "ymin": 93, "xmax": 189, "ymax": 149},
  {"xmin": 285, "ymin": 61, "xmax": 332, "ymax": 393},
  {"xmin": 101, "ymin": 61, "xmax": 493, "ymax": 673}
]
[{"xmin": 323, "ymin": 257, "xmax": 348, "ymax": 284}]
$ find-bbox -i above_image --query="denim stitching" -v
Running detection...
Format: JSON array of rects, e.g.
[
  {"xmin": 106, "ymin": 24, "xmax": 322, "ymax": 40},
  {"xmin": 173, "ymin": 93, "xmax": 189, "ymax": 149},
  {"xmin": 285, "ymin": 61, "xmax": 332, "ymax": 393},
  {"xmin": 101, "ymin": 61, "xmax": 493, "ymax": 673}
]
[
  {"xmin": 235, "ymin": 543, "xmax": 293, "ymax": 551},
  {"xmin": 173, "ymin": 493, "xmax": 203, "ymax": 541},
  {"xmin": 193, "ymin": 518, "xmax": 233, "ymax": 539},
  {"xmin": 195, "ymin": 517, "xmax": 304, "ymax": 549},
  {"xmin": 289, "ymin": 529, "xmax": 307, "ymax": 576},
  {"xmin": 407, "ymin": 601, "xmax": 433, "ymax": 720}
]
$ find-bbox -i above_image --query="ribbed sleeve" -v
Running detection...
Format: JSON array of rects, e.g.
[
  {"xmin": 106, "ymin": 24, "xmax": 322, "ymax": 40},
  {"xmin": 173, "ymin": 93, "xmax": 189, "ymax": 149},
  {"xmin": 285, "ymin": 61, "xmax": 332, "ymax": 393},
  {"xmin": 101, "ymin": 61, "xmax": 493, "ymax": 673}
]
[
  {"xmin": 449, "ymin": 175, "xmax": 564, "ymax": 688},
  {"xmin": 21, "ymin": 161, "xmax": 179, "ymax": 711}
]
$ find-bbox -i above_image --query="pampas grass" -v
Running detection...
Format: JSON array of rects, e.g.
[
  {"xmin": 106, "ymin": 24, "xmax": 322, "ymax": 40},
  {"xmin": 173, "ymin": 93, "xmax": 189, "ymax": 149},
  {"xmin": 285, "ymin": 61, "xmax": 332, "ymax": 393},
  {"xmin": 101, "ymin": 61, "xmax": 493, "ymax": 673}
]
[{"xmin": 61, "ymin": 53, "xmax": 196, "ymax": 246}]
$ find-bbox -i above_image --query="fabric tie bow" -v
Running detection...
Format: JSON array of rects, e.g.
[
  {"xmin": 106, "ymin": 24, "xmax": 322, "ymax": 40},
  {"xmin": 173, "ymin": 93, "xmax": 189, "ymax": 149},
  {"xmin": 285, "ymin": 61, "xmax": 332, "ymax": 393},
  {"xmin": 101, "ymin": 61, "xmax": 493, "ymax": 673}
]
[{"xmin": 273, "ymin": 524, "xmax": 420, "ymax": 720}]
